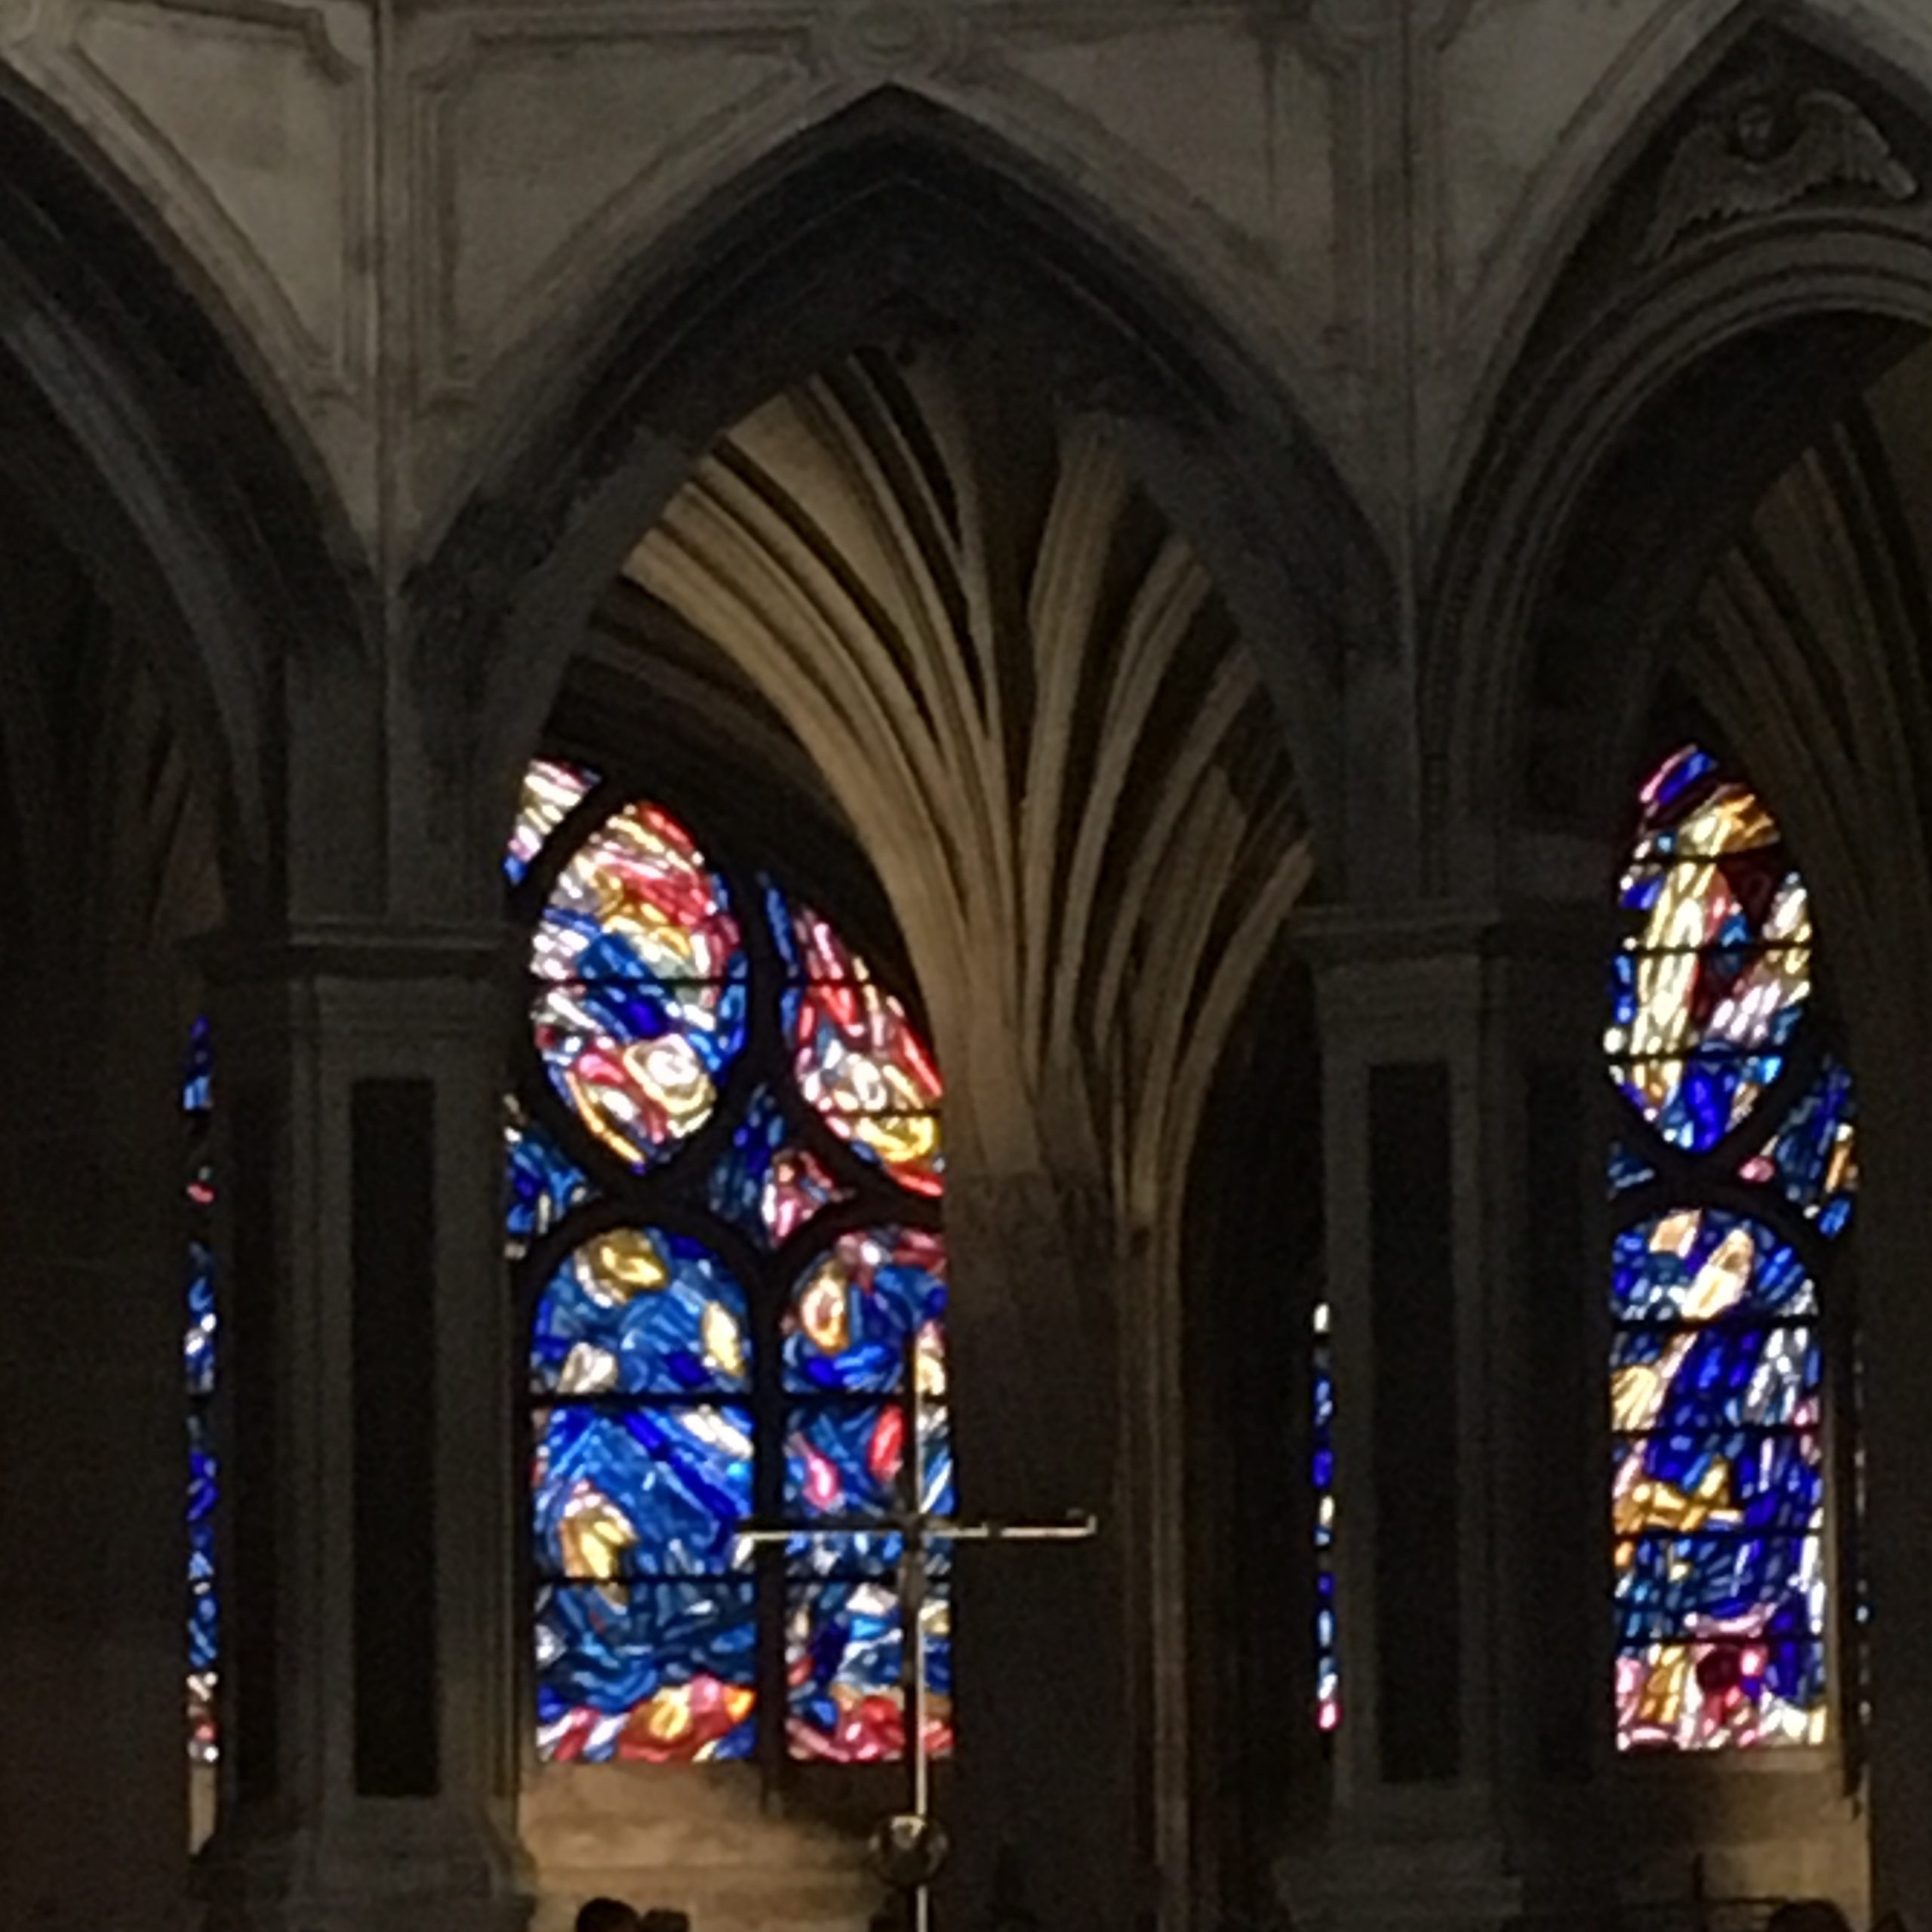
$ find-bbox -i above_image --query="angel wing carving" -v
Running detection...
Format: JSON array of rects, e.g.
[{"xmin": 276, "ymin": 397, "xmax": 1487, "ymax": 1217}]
[{"xmin": 1641, "ymin": 89, "xmax": 1917, "ymax": 263}]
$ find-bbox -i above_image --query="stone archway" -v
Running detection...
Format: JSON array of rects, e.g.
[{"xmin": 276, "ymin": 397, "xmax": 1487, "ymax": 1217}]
[
  {"xmin": 1425, "ymin": 24, "xmax": 1932, "ymax": 1929},
  {"xmin": 0, "ymin": 77, "xmax": 372, "ymax": 1932},
  {"xmin": 413, "ymin": 90, "xmax": 1375, "ymax": 1932}
]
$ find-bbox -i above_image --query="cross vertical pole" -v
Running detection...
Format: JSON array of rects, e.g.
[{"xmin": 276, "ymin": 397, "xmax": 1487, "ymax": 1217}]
[
  {"xmin": 904, "ymin": 1336, "xmax": 931, "ymax": 1932},
  {"xmin": 738, "ymin": 1327, "xmax": 1097, "ymax": 1932}
]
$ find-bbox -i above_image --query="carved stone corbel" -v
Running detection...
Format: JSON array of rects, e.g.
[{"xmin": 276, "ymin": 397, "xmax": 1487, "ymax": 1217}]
[{"xmin": 1641, "ymin": 83, "xmax": 1917, "ymax": 263}]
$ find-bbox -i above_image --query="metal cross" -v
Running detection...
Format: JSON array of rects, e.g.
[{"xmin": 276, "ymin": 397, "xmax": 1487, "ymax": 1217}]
[{"xmin": 741, "ymin": 1334, "xmax": 1097, "ymax": 1932}]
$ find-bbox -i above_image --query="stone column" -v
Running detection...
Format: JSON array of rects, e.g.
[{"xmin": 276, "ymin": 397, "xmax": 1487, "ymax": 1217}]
[
  {"xmin": 1281, "ymin": 905, "xmax": 1607, "ymax": 1932},
  {"xmin": 1847, "ymin": 980, "xmax": 1932, "ymax": 1932},
  {"xmin": 0, "ymin": 958, "xmax": 187, "ymax": 1932},
  {"xmin": 1476, "ymin": 910, "xmax": 1620, "ymax": 1913},
  {"xmin": 944, "ymin": 1168, "xmax": 1140, "ymax": 1932},
  {"xmin": 196, "ymin": 924, "xmax": 529, "ymax": 1932}
]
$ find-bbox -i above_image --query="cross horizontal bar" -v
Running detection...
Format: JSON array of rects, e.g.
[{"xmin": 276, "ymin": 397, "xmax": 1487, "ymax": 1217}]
[
  {"xmin": 946, "ymin": 1515, "xmax": 1099, "ymax": 1543},
  {"xmin": 738, "ymin": 1512, "xmax": 1097, "ymax": 1544}
]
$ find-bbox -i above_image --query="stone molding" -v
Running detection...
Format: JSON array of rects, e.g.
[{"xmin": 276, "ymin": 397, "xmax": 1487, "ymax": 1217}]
[
  {"xmin": 194, "ymin": 918, "xmax": 514, "ymax": 989},
  {"xmin": 6, "ymin": 1, "xmax": 1932, "ymax": 577}
]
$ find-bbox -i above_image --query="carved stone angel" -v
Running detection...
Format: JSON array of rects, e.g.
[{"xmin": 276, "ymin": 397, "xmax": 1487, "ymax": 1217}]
[{"xmin": 1641, "ymin": 88, "xmax": 1917, "ymax": 263}]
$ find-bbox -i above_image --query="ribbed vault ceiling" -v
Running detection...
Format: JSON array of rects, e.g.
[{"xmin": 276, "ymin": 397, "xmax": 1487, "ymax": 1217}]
[
  {"xmin": 1687, "ymin": 332, "xmax": 1932, "ymax": 1016},
  {"xmin": 623, "ymin": 340, "xmax": 1312, "ymax": 1211}
]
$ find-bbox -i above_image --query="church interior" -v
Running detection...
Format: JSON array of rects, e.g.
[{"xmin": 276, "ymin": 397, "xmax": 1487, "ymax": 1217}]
[{"xmin": 7, "ymin": 5, "xmax": 1932, "ymax": 1932}]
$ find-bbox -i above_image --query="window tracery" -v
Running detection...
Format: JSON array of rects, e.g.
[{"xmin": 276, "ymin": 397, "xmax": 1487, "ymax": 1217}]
[
  {"xmin": 506, "ymin": 758, "xmax": 953, "ymax": 1765},
  {"xmin": 1605, "ymin": 745, "xmax": 1857, "ymax": 1751}
]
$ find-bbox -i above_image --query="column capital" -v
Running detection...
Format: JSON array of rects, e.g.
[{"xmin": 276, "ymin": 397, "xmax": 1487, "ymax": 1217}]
[
  {"xmin": 190, "ymin": 915, "xmax": 531, "ymax": 1932},
  {"xmin": 1293, "ymin": 899, "xmax": 1616, "ymax": 1056},
  {"xmin": 1291, "ymin": 898, "xmax": 1617, "ymax": 969},
  {"xmin": 193, "ymin": 921, "xmax": 516, "ymax": 1069}
]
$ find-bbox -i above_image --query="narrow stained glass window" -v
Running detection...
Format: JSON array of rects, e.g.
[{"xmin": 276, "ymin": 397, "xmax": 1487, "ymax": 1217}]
[
  {"xmin": 183, "ymin": 1019, "xmax": 217, "ymax": 1761},
  {"xmin": 507, "ymin": 759, "xmax": 952, "ymax": 1765},
  {"xmin": 1605, "ymin": 745, "xmax": 1857, "ymax": 1752},
  {"xmin": 1311, "ymin": 1298, "xmax": 1340, "ymax": 1734},
  {"xmin": 183, "ymin": 1017, "xmax": 219, "ymax": 1848}
]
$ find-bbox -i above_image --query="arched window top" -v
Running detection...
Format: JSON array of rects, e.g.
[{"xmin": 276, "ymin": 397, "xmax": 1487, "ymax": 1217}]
[
  {"xmin": 506, "ymin": 758, "xmax": 952, "ymax": 1768},
  {"xmin": 1604, "ymin": 744, "xmax": 1857, "ymax": 1755},
  {"xmin": 1607, "ymin": 743, "xmax": 1818, "ymax": 1158}
]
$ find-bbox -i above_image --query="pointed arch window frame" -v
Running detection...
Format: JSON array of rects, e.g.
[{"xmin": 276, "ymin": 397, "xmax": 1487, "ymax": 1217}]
[
  {"xmin": 1602, "ymin": 742, "xmax": 1862, "ymax": 1758},
  {"xmin": 504, "ymin": 756, "xmax": 956, "ymax": 1773}
]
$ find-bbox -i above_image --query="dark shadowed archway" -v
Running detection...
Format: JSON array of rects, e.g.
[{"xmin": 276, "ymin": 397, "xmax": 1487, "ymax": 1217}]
[
  {"xmin": 1426, "ymin": 20, "xmax": 1932, "ymax": 894},
  {"xmin": 0, "ymin": 69, "xmax": 377, "ymax": 926},
  {"xmin": 1425, "ymin": 22, "xmax": 1932, "ymax": 1927},
  {"xmin": 0, "ymin": 69, "xmax": 377, "ymax": 1932}
]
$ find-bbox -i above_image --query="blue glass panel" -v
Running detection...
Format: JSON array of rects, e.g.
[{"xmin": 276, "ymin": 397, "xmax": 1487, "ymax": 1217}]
[
  {"xmin": 531, "ymin": 798, "xmax": 749, "ymax": 1168},
  {"xmin": 185, "ymin": 1240, "xmax": 217, "ymax": 1398},
  {"xmin": 1642, "ymin": 744, "xmax": 1719, "ymax": 817},
  {"xmin": 784, "ymin": 1227, "xmax": 948, "ymax": 1394},
  {"xmin": 1614, "ymin": 1428, "xmax": 1823, "ymax": 1546},
  {"xmin": 535, "ymin": 1579, "xmax": 755, "ymax": 1762},
  {"xmin": 1611, "ymin": 1327, "xmax": 1819, "ymax": 1432},
  {"xmin": 778, "ymin": 1223, "xmax": 953, "ymax": 1767},
  {"xmin": 532, "ymin": 1404, "xmax": 753, "ymax": 1579},
  {"xmin": 182, "ymin": 1014, "xmax": 214, "ymax": 1115},
  {"xmin": 786, "ymin": 1403, "xmax": 900, "ymax": 1521},
  {"xmin": 764, "ymin": 878, "xmax": 804, "ymax": 976},
  {"xmin": 1744, "ymin": 1057, "xmax": 1858, "ymax": 1229},
  {"xmin": 783, "ymin": 1400, "xmax": 953, "ymax": 1577},
  {"xmin": 1609, "ymin": 1030, "xmax": 1800, "ymax": 1157},
  {"xmin": 1311, "ymin": 1300, "xmax": 1340, "ymax": 1732},
  {"xmin": 183, "ymin": 1016, "xmax": 218, "ymax": 1768},
  {"xmin": 1614, "ymin": 1531, "xmax": 1823, "ymax": 1640},
  {"xmin": 705, "ymin": 1084, "xmax": 845, "ymax": 1251},
  {"xmin": 786, "ymin": 1580, "xmax": 952, "ymax": 1764},
  {"xmin": 1608, "ymin": 1140, "xmax": 1657, "ymax": 1197},
  {"xmin": 504, "ymin": 1106, "xmax": 592, "ymax": 1257},
  {"xmin": 531, "ymin": 1227, "xmax": 748, "ymax": 1396},
  {"xmin": 1610, "ymin": 1210, "xmax": 1816, "ymax": 1324},
  {"xmin": 186, "ymin": 1408, "xmax": 218, "ymax": 1765}
]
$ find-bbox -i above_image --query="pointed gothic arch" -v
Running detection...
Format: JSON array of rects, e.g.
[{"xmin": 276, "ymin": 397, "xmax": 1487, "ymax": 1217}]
[
  {"xmin": 494, "ymin": 344, "xmax": 1331, "ymax": 1932},
  {"xmin": 1426, "ymin": 17, "xmax": 1932, "ymax": 896},
  {"xmin": 411, "ymin": 85, "xmax": 1387, "ymax": 906},
  {"xmin": 1420, "ymin": 23, "xmax": 1932, "ymax": 1925},
  {"xmin": 1432, "ymin": 0, "xmax": 1932, "ymax": 540},
  {"xmin": 0, "ymin": 72, "xmax": 374, "ymax": 925},
  {"xmin": 417, "ymin": 91, "xmax": 1358, "ymax": 1932}
]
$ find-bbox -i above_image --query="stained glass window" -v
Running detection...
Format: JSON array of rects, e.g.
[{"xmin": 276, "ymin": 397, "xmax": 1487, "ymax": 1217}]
[
  {"xmin": 183, "ymin": 1017, "xmax": 218, "ymax": 1774},
  {"xmin": 1605, "ymin": 745, "xmax": 1857, "ymax": 1752},
  {"xmin": 1311, "ymin": 1298, "xmax": 1340, "ymax": 1734},
  {"xmin": 507, "ymin": 759, "xmax": 952, "ymax": 1766}
]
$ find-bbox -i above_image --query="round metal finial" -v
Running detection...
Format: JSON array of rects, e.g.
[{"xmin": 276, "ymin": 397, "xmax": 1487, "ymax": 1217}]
[{"xmin": 869, "ymin": 1811, "xmax": 951, "ymax": 1890}]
